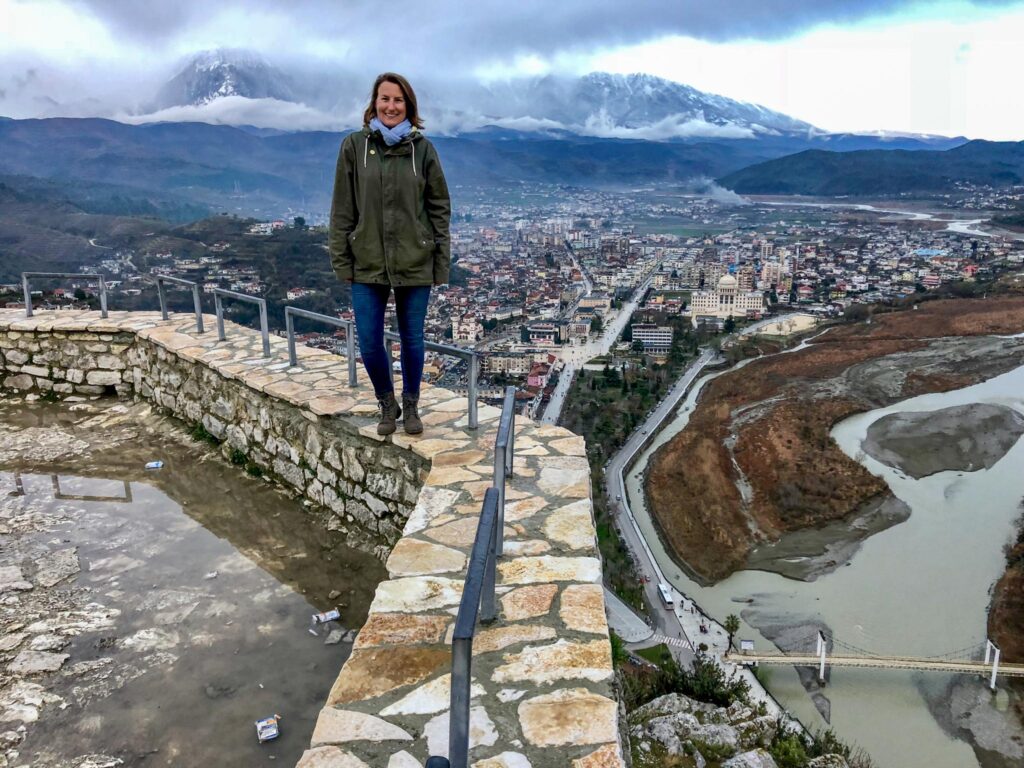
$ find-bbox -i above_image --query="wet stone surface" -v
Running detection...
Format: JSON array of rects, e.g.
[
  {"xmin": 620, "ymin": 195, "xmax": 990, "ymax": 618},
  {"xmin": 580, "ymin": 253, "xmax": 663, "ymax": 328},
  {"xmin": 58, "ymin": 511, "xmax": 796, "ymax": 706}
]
[{"xmin": 0, "ymin": 397, "xmax": 387, "ymax": 767}]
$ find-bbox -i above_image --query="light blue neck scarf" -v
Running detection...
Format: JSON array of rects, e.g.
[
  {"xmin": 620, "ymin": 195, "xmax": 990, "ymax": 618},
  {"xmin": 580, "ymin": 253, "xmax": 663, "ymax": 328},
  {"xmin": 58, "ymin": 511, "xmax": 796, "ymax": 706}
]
[{"xmin": 369, "ymin": 117, "xmax": 413, "ymax": 146}]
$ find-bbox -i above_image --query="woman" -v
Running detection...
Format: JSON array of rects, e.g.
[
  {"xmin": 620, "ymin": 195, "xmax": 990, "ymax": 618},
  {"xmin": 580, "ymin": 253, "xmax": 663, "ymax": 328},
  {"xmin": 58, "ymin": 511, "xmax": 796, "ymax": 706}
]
[{"xmin": 329, "ymin": 73, "xmax": 451, "ymax": 436}]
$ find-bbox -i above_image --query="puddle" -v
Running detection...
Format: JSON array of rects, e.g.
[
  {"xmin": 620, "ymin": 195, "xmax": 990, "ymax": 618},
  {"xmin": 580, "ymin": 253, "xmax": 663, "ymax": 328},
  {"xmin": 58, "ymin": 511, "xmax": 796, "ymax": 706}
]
[{"xmin": 0, "ymin": 398, "xmax": 388, "ymax": 767}]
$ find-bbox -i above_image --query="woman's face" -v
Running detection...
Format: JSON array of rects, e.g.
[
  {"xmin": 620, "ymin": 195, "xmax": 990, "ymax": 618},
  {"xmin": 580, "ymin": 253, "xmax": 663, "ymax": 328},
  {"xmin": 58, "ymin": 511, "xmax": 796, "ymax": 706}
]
[{"xmin": 375, "ymin": 81, "xmax": 407, "ymax": 128}]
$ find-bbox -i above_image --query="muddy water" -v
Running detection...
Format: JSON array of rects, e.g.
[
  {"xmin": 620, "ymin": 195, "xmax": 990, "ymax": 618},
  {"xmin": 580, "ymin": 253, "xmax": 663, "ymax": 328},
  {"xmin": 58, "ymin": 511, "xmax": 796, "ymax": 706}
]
[
  {"xmin": 627, "ymin": 362, "xmax": 1024, "ymax": 767},
  {"xmin": 0, "ymin": 400, "xmax": 387, "ymax": 767}
]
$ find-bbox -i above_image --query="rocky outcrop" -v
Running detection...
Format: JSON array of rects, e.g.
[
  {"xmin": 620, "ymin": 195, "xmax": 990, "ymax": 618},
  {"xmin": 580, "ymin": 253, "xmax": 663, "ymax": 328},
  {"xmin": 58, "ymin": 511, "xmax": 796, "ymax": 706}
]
[{"xmin": 628, "ymin": 693, "xmax": 851, "ymax": 768}]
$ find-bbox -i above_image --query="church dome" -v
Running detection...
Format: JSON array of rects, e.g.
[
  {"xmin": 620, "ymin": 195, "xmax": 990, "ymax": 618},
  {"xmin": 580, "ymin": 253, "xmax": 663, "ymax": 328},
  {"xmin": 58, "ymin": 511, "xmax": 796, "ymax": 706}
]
[{"xmin": 718, "ymin": 274, "xmax": 738, "ymax": 289}]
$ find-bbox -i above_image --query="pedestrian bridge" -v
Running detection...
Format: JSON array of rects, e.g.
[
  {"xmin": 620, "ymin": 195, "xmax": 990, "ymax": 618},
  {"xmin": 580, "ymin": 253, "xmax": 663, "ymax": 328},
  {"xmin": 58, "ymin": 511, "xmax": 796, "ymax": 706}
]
[{"xmin": 725, "ymin": 633, "xmax": 1023, "ymax": 689}]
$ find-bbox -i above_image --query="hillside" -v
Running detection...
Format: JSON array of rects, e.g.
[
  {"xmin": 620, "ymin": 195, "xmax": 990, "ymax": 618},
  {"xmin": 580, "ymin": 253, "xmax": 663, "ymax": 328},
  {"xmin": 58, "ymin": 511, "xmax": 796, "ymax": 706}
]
[
  {"xmin": 718, "ymin": 140, "xmax": 1024, "ymax": 195},
  {"xmin": 0, "ymin": 118, "xmax": 972, "ymax": 219},
  {"xmin": 646, "ymin": 299, "xmax": 1024, "ymax": 583}
]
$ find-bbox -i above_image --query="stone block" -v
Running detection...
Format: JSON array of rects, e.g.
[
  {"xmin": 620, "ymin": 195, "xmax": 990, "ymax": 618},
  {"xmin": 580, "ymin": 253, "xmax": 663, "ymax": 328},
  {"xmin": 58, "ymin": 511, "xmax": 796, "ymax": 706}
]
[
  {"xmin": 5, "ymin": 349, "xmax": 28, "ymax": 365},
  {"xmin": 297, "ymin": 747, "xmax": 370, "ymax": 768},
  {"xmin": 518, "ymin": 688, "xmax": 618, "ymax": 747},
  {"xmin": 273, "ymin": 457, "xmax": 306, "ymax": 489},
  {"xmin": 3, "ymin": 373, "xmax": 33, "ymax": 390},
  {"xmin": 493, "ymin": 639, "xmax": 612, "ymax": 685},
  {"xmin": 86, "ymin": 370, "xmax": 122, "ymax": 386},
  {"xmin": 95, "ymin": 354, "xmax": 125, "ymax": 370},
  {"xmin": 311, "ymin": 708, "xmax": 412, "ymax": 746},
  {"xmin": 202, "ymin": 414, "xmax": 225, "ymax": 439},
  {"xmin": 343, "ymin": 446, "xmax": 365, "ymax": 482},
  {"xmin": 326, "ymin": 646, "xmax": 450, "ymax": 705},
  {"xmin": 21, "ymin": 364, "xmax": 48, "ymax": 378}
]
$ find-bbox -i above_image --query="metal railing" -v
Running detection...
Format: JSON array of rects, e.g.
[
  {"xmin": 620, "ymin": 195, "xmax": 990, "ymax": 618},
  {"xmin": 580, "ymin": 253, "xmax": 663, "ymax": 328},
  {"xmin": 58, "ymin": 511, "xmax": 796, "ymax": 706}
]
[
  {"xmin": 154, "ymin": 275, "xmax": 205, "ymax": 334},
  {"xmin": 22, "ymin": 272, "xmax": 108, "ymax": 318},
  {"xmin": 427, "ymin": 390, "xmax": 517, "ymax": 768},
  {"xmin": 213, "ymin": 288, "xmax": 270, "ymax": 357},
  {"xmin": 384, "ymin": 332, "xmax": 479, "ymax": 429},
  {"xmin": 284, "ymin": 306, "xmax": 358, "ymax": 386},
  {"xmin": 492, "ymin": 385, "xmax": 516, "ymax": 555},
  {"xmin": 17, "ymin": 273, "xmax": 484, "ymax": 427}
]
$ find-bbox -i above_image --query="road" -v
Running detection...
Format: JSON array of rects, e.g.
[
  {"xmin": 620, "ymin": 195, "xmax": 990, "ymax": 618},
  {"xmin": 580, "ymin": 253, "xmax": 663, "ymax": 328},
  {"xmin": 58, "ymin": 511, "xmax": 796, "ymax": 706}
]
[
  {"xmin": 601, "ymin": 347, "xmax": 718, "ymax": 654},
  {"xmin": 600, "ymin": 312, "xmax": 815, "ymax": 642},
  {"xmin": 541, "ymin": 261, "xmax": 662, "ymax": 425}
]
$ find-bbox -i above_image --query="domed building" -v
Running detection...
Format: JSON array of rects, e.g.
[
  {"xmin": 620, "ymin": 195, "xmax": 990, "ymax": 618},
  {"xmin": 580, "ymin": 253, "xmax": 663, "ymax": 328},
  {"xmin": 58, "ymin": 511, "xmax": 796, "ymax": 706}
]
[{"xmin": 688, "ymin": 273, "xmax": 765, "ymax": 328}]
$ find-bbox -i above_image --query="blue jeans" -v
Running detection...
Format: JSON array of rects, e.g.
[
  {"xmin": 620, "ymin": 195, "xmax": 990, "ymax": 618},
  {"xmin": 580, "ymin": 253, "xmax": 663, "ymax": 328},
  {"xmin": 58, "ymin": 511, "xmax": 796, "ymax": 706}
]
[{"xmin": 350, "ymin": 283, "xmax": 431, "ymax": 399}]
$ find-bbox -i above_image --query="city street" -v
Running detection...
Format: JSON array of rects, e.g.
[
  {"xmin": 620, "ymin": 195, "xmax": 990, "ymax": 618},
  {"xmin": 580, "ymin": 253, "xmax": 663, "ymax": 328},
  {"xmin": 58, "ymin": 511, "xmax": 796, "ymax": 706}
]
[{"xmin": 541, "ymin": 260, "xmax": 664, "ymax": 424}]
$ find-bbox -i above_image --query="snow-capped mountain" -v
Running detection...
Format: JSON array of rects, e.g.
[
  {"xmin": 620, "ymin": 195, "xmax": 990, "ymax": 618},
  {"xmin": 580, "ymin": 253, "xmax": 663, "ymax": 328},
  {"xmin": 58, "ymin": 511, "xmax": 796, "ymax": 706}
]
[
  {"xmin": 152, "ymin": 49, "xmax": 296, "ymax": 110},
  {"xmin": 464, "ymin": 73, "xmax": 816, "ymax": 138},
  {"xmin": 144, "ymin": 50, "xmax": 815, "ymax": 138}
]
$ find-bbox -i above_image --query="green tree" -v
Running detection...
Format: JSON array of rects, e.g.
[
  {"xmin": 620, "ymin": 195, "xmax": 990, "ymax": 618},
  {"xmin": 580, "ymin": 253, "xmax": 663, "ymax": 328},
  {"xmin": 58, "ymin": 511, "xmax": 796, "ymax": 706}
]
[
  {"xmin": 724, "ymin": 614, "xmax": 740, "ymax": 650},
  {"xmin": 292, "ymin": 216, "xmax": 306, "ymax": 228},
  {"xmin": 724, "ymin": 314, "xmax": 736, "ymax": 333},
  {"xmin": 591, "ymin": 315, "xmax": 603, "ymax": 335}
]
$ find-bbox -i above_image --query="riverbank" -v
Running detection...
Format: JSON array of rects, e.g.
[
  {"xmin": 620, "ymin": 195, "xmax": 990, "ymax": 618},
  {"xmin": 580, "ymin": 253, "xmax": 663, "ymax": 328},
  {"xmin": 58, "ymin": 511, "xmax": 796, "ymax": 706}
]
[{"xmin": 646, "ymin": 297, "xmax": 1024, "ymax": 584}]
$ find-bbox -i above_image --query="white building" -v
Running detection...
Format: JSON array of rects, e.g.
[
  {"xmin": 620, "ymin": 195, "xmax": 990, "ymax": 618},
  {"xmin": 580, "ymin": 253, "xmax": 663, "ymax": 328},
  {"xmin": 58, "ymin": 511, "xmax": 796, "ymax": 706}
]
[
  {"xmin": 452, "ymin": 314, "xmax": 483, "ymax": 343},
  {"xmin": 689, "ymin": 275, "xmax": 765, "ymax": 328},
  {"xmin": 631, "ymin": 324, "xmax": 673, "ymax": 356}
]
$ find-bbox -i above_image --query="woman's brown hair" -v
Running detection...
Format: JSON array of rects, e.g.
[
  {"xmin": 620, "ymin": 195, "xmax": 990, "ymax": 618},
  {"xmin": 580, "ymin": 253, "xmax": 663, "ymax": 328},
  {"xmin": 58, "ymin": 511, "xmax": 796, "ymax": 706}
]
[{"xmin": 362, "ymin": 72, "xmax": 424, "ymax": 129}]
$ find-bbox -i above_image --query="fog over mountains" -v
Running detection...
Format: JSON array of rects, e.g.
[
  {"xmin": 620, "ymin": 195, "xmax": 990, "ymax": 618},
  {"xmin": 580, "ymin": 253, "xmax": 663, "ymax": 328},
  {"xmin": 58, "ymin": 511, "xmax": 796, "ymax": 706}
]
[{"xmin": 135, "ymin": 48, "xmax": 816, "ymax": 139}]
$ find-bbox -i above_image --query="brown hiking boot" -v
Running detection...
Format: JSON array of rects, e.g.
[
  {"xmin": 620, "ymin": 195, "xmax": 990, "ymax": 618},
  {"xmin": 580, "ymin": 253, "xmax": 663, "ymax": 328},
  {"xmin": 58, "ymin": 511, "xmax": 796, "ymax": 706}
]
[
  {"xmin": 376, "ymin": 392, "xmax": 401, "ymax": 436},
  {"xmin": 402, "ymin": 393, "xmax": 423, "ymax": 435}
]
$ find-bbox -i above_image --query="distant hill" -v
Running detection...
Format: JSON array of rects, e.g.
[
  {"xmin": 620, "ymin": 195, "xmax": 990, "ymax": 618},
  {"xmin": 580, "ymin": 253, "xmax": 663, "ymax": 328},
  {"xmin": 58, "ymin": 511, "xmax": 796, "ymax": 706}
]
[
  {"xmin": 718, "ymin": 140, "xmax": 1024, "ymax": 195},
  {"xmin": 0, "ymin": 117, "xmax": 972, "ymax": 218}
]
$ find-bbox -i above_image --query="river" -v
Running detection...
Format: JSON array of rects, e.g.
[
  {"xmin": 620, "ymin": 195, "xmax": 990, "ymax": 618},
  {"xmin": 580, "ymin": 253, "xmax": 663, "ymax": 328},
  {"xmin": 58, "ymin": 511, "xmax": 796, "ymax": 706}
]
[
  {"xmin": 625, "ymin": 357, "xmax": 1024, "ymax": 767},
  {"xmin": 757, "ymin": 199, "xmax": 1024, "ymax": 241}
]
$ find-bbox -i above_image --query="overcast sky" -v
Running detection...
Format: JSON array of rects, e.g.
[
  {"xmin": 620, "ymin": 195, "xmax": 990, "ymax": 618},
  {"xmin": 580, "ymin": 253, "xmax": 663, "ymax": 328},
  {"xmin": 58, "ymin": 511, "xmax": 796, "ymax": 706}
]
[{"xmin": 2, "ymin": 0, "xmax": 1023, "ymax": 139}]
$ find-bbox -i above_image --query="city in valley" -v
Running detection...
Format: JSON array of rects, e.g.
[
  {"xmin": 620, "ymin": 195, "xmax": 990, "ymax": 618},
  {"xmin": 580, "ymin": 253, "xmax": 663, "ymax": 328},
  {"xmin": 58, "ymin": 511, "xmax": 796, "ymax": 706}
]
[{"xmin": 8, "ymin": 182, "xmax": 1023, "ymax": 418}]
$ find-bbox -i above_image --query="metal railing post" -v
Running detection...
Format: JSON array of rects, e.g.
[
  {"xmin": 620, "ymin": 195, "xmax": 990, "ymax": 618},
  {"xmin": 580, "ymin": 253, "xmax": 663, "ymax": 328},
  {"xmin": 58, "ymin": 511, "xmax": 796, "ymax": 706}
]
[
  {"xmin": 212, "ymin": 288, "xmax": 270, "ymax": 357},
  {"xmin": 481, "ymin": 507, "xmax": 498, "ymax": 622},
  {"xmin": 282, "ymin": 306, "xmax": 359, "ymax": 382},
  {"xmin": 192, "ymin": 283, "xmax": 205, "ymax": 334},
  {"xmin": 286, "ymin": 308, "xmax": 298, "ymax": 367},
  {"xmin": 22, "ymin": 275, "xmax": 32, "ymax": 317},
  {"xmin": 157, "ymin": 280, "xmax": 169, "ymax": 320},
  {"xmin": 215, "ymin": 292, "xmax": 225, "ymax": 341},
  {"xmin": 258, "ymin": 299, "xmax": 270, "ymax": 357},
  {"xmin": 448, "ymin": 636, "xmax": 473, "ymax": 768},
  {"xmin": 98, "ymin": 277, "xmax": 108, "ymax": 318},
  {"xmin": 467, "ymin": 351, "xmax": 479, "ymax": 430},
  {"xmin": 347, "ymin": 329, "xmax": 358, "ymax": 387},
  {"xmin": 441, "ymin": 487, "xmax": 499, "ymax": 768},
  {"xmin": 505, "ymin": 386, "xmax": 515, "ymax": 478},
  {"xmin": 22, "ymin": 272, "xmax": 108, "ymax": 317},
  {"xmin": 493, "ymin": 441, "xmax": 506, "ymax": 558},
  {"xmin": 153, "ymin": 276, "xmax": 205, "ymax": 333}
]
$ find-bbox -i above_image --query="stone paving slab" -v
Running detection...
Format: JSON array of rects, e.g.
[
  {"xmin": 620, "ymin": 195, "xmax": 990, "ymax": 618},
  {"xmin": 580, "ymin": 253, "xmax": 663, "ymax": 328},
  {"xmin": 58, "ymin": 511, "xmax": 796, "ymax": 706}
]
[{"xmin": 0, "ymin": 309, "xmax": 625, "ymax": 767}]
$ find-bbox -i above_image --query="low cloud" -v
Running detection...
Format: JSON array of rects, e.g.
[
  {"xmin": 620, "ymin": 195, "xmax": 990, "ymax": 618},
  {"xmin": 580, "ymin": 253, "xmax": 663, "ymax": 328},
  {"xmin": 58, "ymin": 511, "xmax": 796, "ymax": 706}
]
[
  {"xmin": 581, "ymin": 111, "xmax": 755, "ymax": 140},
  {"xmin": 119, "ymin": 96, "xmax": 359, "ymax": 132}
]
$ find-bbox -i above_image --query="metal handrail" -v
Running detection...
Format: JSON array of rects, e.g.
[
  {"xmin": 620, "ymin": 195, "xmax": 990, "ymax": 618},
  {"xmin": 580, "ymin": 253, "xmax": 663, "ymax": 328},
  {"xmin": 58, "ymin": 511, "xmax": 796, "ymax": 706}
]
[
  {"xmin": 492, "ymin": 385, "xmax": 516, "ymax": 556},
  {"xmin": 22, "ymin": 272, "xmax": 108, "ymax": 318},
  {"xmin": 435, "ymin": 487, "xmax": 500, "ymax": 768},
  {"xmin": 213, "ymin": 288, "xmax": 270, "ymax": 357},
  {"xmin": 284, "ymin": 306, "xmax": 357, "ymax": 386},
  {"xmin": 383, "ymin": 331, "xmax": 480, "ymax": 430},
  {"xmin": 427, "ymin": 391, "xmax": 517, "ymax": 768},
  {"xmin": 154, "ymin": 275, "xmax": 205, "ymax": 334}
]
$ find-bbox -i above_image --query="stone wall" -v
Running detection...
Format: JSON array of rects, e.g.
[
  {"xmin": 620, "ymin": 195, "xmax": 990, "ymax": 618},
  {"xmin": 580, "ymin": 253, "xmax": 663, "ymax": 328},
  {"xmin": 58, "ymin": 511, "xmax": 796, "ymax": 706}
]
[
  {"xmin": 0, "ymin": 311, "xmax": 427, "ymax": 555},
  {"xmin": 0, "ymin": 309, "xmax": 625, "ymax": 767}
]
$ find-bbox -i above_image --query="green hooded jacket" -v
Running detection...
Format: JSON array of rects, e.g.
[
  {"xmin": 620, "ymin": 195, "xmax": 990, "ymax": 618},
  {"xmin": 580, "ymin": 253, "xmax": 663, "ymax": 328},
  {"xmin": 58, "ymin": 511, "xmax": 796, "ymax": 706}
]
[{"xmin": 329, "ymin": 127, "xmax": 451, "ymax": 286}]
